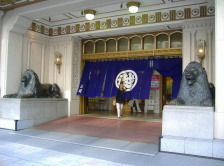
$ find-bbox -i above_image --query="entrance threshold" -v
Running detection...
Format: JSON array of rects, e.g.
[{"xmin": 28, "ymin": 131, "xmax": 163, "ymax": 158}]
[{"xmin": 86, "ymin": 109, "xmax": 162, "ymax": 122}]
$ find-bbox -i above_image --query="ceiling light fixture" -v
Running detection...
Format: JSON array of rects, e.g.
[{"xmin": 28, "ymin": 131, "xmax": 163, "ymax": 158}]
[
  {"xmin": 126, "ymin": 1, "xmax": 140, "ymax": 14},
  {"xmin": 84, "ymin": 9, "xmax": 96, "ymax": 20}
]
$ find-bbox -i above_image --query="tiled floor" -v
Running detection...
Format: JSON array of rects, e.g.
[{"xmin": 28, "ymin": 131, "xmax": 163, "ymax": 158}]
[
  {"xmin": 34, "ymin": 115, "xmax": 162, "ymax": 144},
  {"xmin": 86, "ymin": 109, "xmax": 162, "ymax": 122}
]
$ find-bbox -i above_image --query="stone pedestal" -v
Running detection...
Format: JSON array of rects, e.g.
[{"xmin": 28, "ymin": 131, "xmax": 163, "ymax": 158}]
[
  {"xmin": 160, "ymin": 105, "xmax": 224, "ymax": 159},
  {"xmin": 162, "ymin": 105, "xmax": 214, "ymax": 139},
  {"xmin": 0, "ymin": 98, "xmax": 68, "ymax": 130}
]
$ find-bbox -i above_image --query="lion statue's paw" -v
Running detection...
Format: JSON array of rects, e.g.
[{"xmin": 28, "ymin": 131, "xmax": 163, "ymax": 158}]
[{"xmin": 169, "ymin": 98, "xmax": 185, "ymax": 105}]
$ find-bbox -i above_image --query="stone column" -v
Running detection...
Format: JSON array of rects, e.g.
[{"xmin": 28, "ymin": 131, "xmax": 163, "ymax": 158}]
[
  {"xmin": 215, "ymin": 0, "xmax": 224, "ymax": 139},
  {"xmin": 0, "ymin": 11, "xmax": 4, "ymax": 96}
]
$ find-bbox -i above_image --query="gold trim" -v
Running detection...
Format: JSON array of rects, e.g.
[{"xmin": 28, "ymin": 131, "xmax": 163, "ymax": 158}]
[
  {"xmin": 84, "ymin": 9, "xmax": 96, "ymax": 15},
  {"xmin": 106, "ymin": 19, "xmax": 111, "ymax": 28},
  {"xmin": 30, "ymin": 5, "xmax": 214, "ymax": 37},
  {"xmin": 58, "ymin": 27, "xmax": 61, "ymax": 35},
  {"xmin": 49, "ymin": 28, "xmax": 53, "ymax": 36},
  {"xmin": 41, "ymin": 25, "xmax": 44, "ymax": 34},
  {"xmin": 142, "ymin": 14, "xmax": 148, "ymax": 24},
  {"xmin": 126, "ymin": 1, "xmax": 141, "ymax": 8},
  {"xmin": 156, "ymin": 12, "xmax": 161, "ymax": 22},
  {"xmin": 118, "ymin": 18, "xmax": 123, "ymax": 27},
  {"xmin": 82, "ymin": 48, "xmax": 182, "ymax": 60},
  {"xmin": 76, "ymin": 24, "xmax": 80, "ymax": 33},
  {"xmin": 34, "ymin": 2, "xmax": 208, "ymax": 27},
  {"xmin": 170, "ymin": 10, "xmax": 176, "ymax": 20},
  {"xmin": 200, "ymin": 6, "xmax": 207, "ymax": 17},
  {"xmin": 32, "ymin": 15, "xmax": 215, "ymax": 37},
  {"xmin": 66, "ymin": 25, "xmax": 70, "ymax": 34},
  {"xmin": 130, "ymin": 16, "xmax": 135, "ymax": 25},
  {"xmin": 184, "ymin": 8, "xmax": 191, "ymax": 18},
  {"xmin": 85, "ymin": 22, "xmax": 90, "ymax": 31},
  {"xmin": 96, "ymin": 21, "xmax": 100, "ymax": 30},
  {"xmin": 31, "ymin": 22, "xmax": 36, "ymax": 31}
]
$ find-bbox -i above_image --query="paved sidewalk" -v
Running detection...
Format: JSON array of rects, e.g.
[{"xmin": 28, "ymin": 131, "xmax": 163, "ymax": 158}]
[{"xmin": 0, "ymin": 129, "xmax": 223, "ymax": 166}]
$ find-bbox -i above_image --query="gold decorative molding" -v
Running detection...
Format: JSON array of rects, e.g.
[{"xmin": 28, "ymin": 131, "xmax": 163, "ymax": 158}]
[
  {"xmin": 118, "ymin": 17, "xmax": 123, "ymax": 27},
  {"xmin": 96, "ymin": 21, "xmax": 100, "ymax": 30},
  {"xmin": 156, "ymin": 12, "xmax": 162, "ymax": 22},
  {"xmin": 106, "ymin": 19, "xmax": 111, "ymax": 28},
  {"xmin": 30, "ymin": 4, "xmax": 215, "ymax": 37},
  {"xmin": 130, "ymin": 16, "xmax": 135, "ymax": 25},
  {"xmin": 154, "ymin": 48, "xmax": 182, "ymax": 56},
  {"xmin": 82, "ymin": 48, "xmax": 182, "ymax": 60},
  {"xmin": 142, "ymin": 14, "xmax": 148, "ymax": 24},
  {"xmin": 170, "ymin": 10, "xmax": 176, "ymax": 20},
  {"xmin": 126, "ymin": 1, "xmax": 141, "ymax": 9},
  {"xmin": 184, "ymin": 8, "xmax": 191, "ymax": 18},
  {"xmin": 200, "ymin": 6, "xmax": 207, "ymax": 17}
]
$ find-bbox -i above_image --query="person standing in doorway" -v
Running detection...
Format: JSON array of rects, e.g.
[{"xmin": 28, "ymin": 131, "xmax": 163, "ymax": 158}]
[
  {"xmin": 129, "ymin": 99, "xmax": 142, "ymax": 113},
  {"xmin": 116, "ymin": 82, "xmax": 126, "ymax": 118}
]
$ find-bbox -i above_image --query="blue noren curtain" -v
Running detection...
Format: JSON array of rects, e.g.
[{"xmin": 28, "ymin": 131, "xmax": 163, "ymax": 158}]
[{"xmin": 77, "ymin": 58, "xmax": 182, "ymax": 100}]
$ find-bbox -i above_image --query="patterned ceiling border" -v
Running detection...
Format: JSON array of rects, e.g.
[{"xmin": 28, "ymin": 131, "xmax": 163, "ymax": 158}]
[{"xmin": 29, "ymin": 4, "xmax": 215, "ymax": 37}]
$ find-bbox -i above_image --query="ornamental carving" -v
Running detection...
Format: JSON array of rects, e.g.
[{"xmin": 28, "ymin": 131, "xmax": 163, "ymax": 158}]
[
  {"xmin": 72, "ymin": 41, "xmax": 81, "ymax": 100},
  {"xmin": 30, "ymin": 5, "xmax": 215, "ymax": 37},
  {"xmin": 82, "ymin": 48, "xmax": 182, "ymax": 60}
]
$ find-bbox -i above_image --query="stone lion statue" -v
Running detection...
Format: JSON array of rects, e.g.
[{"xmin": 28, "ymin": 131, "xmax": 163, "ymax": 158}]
[
  {"xmin": 3, "ymin": 69, "xmax": 62, "ymax": 98},
  {"xmin": 169, "ymin": 61, "xmax": 214, "ymax": 106}
]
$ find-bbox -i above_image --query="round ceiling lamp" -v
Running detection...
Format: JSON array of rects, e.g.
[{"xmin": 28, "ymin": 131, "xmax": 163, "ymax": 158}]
[
  {"xmin": 126, "ymin": 1, "xmax": 140, "ymax": 14},
  {"xmin": 84, "ymin": 9, "xmax": 96, "ymax": 20}
]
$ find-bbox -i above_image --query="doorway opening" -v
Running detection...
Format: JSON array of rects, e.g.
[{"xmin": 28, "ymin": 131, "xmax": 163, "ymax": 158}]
[
  {"xmin": 162, "ymin": 76, "xmax": 173, "ymax": 110},
  {"xmin": 84, "ymin": 96, "xmax": 162, "ymax": 122},
  {"xmin": 81, "ymin": 76, "xmax": 175, "ymax": 122},
  {"xmin": 82, "ymin": 70, "xmax": 170, "ymax": 122},
  {"xmin": 78, "ymin": 58, "xmax": 182, "ymax": 122}
]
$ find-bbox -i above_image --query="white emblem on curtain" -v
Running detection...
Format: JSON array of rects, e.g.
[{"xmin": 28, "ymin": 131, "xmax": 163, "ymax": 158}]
[{"xmin": 115, "ymin": 70, "xmax": 138, "ymax": 91}]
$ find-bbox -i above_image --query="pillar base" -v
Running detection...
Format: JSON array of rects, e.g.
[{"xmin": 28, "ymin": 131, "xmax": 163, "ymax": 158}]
[
  {"xmin": 160, "ymin": 105, "xmax": 223, "ymax": 158},
  {"xmin": 0, "ymin": 98, "xmax": 68, "ymax": 130},
  {"xmin": 161, "ymin": 136, "xmax": 224, "ymax": 159}
]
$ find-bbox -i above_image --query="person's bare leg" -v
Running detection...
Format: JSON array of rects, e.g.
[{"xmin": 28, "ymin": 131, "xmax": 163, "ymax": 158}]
[
  {"xmin": 120, "ymin": 104, "xmax": 123, "ymax": 116},
  {"xmin": 116, "ymin": 103, "xmax": 121, "ymax": 117}
]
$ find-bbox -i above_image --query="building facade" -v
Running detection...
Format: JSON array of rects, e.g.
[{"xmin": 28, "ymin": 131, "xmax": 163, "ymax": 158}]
[{"xmin": 0, "ymin": 0, "xmax": 224, "ymax": 152}]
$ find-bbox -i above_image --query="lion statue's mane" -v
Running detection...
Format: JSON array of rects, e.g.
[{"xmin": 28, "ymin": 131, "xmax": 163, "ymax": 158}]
[
  {"xmin": 3, "ymin": 69, "xmax": 62, "ymax": 98},
  {"xmin": 169, "ymin": 61, "xmax": 213, "ymax": 106}
]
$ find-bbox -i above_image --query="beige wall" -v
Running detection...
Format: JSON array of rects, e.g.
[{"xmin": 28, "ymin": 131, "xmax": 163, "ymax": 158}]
[
  {"xmin": 23, "ymin": 31, "xmax": 81, "ymax": 116},
  {"xmin": 183, "ymin": 18, "xmax": 215, "ymax": 84}
]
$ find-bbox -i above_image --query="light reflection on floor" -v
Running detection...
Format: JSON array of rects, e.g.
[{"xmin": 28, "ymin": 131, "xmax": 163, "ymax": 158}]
[{"xmin": 84, "ymin": 107, "xmax": 162, "ymax": 122}]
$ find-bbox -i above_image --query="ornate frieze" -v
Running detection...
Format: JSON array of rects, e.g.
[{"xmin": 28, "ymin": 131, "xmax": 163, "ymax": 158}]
[
  {"xmin": 30, "ymin": 4, "xmax": 215, "ymax": 37},
  {"xmin": 82, "ymin": 48, "xmax": 182, "ymax": 60}
]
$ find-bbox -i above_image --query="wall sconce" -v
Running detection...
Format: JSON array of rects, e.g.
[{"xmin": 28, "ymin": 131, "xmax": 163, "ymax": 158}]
[
  {"xmin": 197, "ymin": 39, "xmax": 206, "ymax": 65},
  {"xmin": 84, "ymin": 9, "xmax": 96, "ymax": 20},
  {"xmin": 126, "ymin": 1, "xmax": 140, "ymax": 13},
  {"xmin": 54, "ymin": 52, "xmax": 62, "ymax": 74}
]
